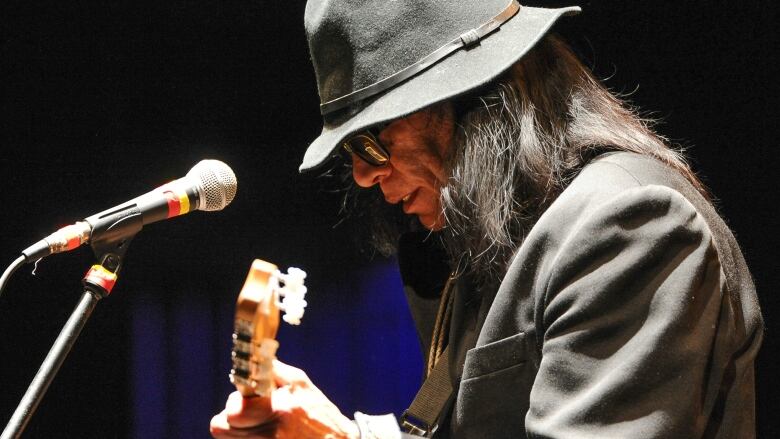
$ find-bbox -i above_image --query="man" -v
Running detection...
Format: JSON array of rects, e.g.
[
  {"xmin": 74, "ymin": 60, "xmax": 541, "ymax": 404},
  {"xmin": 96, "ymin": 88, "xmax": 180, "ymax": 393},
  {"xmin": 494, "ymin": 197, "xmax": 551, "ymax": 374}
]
[{"xmin": 212, "ymin": 1, "xmax": 763, "ymax": 437}]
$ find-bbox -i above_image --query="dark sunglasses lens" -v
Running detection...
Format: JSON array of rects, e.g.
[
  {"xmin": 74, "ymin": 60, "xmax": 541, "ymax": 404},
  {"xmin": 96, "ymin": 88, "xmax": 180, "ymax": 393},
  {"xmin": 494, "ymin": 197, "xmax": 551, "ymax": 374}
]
[{"xmin": 343, "ymin": 134, "xmax": 389, "ymax": 166}]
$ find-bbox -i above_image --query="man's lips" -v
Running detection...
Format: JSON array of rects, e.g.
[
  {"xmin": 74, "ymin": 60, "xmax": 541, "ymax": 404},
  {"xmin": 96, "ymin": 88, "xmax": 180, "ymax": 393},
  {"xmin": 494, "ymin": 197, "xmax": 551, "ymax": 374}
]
[
  {"xmin": 386, "ymin": 190, "xmax": 413, "ymax": 204},
  {"xmin": 401, "ymin": 190, "xmax": 418, "ymax": 213},
  {"xmin": 385, "ymin": 190, "xmax": 417, "ymax": 211}
]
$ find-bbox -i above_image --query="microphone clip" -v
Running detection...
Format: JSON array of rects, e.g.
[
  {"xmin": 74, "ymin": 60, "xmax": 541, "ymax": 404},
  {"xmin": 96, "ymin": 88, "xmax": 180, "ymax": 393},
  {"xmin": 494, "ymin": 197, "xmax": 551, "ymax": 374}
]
[{"xmin": 88, "ymin": 202, "xmax": 144, "ymax": 277}]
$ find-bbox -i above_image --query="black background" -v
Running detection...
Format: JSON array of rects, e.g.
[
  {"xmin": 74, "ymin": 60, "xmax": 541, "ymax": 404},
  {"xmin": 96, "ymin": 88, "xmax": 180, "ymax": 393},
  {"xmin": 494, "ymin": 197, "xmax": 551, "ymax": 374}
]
[{"xmin": 1, "ymin": 1, "xmax": 777, "ymax": 437}]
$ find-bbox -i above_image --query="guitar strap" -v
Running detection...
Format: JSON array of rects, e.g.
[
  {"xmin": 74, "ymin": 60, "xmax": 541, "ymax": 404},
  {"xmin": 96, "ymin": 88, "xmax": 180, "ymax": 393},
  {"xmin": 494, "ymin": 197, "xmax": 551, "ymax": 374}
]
[
  {"xmin": 400, "ymin": 346, "xmax": 453, "ymax": 437},
  {"xmin": 401, "ymin": 274, "xmax": 458, "ymax": 437}
]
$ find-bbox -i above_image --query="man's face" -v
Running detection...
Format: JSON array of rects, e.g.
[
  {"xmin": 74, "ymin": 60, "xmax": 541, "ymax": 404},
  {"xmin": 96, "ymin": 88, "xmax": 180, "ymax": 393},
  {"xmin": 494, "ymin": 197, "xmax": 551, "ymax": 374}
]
[{"xmin": 351, "ymin": 103, "xmax": 455, "ymax": 230}]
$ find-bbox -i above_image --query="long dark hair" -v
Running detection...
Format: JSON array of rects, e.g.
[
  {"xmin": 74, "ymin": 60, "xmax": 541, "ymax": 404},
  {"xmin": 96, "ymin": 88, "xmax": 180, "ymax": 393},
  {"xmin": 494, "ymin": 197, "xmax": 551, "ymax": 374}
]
[{"xmin": 338, "ymin": 35, "xmax": 708, "ymax": 288}]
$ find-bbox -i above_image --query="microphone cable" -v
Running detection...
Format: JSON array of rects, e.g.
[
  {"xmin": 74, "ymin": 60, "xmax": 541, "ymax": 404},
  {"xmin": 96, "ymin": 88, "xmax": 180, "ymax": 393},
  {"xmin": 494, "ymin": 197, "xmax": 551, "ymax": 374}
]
[{"xmin": 0, "ymin": 255, "xmax": 26, "ymax": 300}]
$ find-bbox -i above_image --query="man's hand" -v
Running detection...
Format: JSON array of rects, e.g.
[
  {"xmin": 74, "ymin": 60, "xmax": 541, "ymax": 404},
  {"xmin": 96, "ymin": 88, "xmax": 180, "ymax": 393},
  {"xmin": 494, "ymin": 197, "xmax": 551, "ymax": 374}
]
[{"xmin": 210, "ymin": 360, "xmax": 360, "ymax": 439}]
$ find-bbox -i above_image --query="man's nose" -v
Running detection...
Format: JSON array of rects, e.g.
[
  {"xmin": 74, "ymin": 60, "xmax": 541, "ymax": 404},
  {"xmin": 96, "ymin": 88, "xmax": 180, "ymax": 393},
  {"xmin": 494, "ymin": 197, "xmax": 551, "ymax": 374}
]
[{"xmin": 351, "ymin": 155, "xmax": 391, "ymax": 187}]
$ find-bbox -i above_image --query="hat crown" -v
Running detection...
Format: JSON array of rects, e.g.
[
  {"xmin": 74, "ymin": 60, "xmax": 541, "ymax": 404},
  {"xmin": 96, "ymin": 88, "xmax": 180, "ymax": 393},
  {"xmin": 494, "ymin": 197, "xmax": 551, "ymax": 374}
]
[{"xmin": 305, "ymin": 0, "xmax": 510, "ymax": 112}]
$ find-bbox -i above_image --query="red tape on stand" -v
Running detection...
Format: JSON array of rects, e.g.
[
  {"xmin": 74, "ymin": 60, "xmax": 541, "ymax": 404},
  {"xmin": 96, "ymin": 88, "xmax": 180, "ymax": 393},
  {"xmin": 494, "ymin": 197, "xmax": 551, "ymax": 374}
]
[{"xmin": 83, "ymin": 265, "xmax": 118, "ymax": 295}]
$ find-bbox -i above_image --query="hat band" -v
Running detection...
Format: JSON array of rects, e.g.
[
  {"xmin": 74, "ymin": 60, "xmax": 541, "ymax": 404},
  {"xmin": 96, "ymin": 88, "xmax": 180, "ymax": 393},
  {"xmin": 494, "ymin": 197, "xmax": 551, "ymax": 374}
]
[{"xmin": 319, "ymin": 0, "xmax": 522, "ymax": 116}]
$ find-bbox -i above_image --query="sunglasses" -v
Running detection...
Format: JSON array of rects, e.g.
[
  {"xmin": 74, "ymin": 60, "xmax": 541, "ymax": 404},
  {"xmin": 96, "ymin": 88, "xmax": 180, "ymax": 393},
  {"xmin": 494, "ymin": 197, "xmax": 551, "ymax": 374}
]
[{"xmin": 342, "ymin": 127, "xmax": 390, "ymax": 166}]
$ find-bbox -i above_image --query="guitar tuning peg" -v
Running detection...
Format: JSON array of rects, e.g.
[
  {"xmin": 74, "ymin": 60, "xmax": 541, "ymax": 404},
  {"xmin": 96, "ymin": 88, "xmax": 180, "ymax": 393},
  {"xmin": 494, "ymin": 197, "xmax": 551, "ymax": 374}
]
[{"xmin": 275, "ymin": 267, "xmax": 308, "ymax": 325}]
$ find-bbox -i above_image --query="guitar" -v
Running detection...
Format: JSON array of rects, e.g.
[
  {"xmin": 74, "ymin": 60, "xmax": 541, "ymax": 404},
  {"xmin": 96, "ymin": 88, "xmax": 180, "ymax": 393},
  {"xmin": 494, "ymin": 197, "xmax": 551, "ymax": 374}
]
[{"xmin": 229, "ymin": 259, "xmax": 308, "ymax": 397}]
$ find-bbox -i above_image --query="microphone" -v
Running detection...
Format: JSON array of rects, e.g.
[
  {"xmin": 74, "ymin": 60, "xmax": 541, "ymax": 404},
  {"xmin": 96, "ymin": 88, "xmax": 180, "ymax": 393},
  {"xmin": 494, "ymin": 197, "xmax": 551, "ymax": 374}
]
[{"xmin": 21, "ymin": 159, "xmax": 237, "ymax": 263}]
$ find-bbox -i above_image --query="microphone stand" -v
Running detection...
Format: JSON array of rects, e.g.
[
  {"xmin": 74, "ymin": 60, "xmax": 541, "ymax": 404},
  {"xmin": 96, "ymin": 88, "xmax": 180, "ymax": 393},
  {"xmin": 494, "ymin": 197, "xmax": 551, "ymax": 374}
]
[
  {"xmin": 1, "ymin": 285, "xmax": 108, "ymax": 439},
  {"xmin": 2, "ymin": 212, "xmax": 140, "ymax": 439}
]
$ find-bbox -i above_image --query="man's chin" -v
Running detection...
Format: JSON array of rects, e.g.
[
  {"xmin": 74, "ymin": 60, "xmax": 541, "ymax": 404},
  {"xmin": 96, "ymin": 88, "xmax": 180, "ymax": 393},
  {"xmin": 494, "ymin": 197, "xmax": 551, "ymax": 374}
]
[{"xmin": 418, "ymin": 213, "xmax": 445, "ymax": 231}]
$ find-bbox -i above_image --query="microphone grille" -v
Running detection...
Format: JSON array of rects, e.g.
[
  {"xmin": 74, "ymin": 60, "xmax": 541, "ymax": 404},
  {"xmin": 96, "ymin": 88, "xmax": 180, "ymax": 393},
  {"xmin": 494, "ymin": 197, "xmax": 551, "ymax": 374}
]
[{"xmin": 188, "ymin": 160, "xmax": 238, "ymax": 211}]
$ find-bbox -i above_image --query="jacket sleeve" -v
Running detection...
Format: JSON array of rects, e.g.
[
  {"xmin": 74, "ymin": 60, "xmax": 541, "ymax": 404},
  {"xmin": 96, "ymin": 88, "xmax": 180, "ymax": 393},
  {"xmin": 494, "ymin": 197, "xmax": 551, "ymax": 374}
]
[{"xmin": 525, "ymin": 185, "xmax": 727, "ymax": 438}]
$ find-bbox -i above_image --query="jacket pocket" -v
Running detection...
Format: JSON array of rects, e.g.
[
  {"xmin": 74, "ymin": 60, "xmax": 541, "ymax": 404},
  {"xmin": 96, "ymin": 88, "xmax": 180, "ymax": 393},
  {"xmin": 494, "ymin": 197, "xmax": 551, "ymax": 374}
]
[
  {"xmin": 453, "ymin": 332, "xmax": 533, "ymax": 438},
  {"xmin": 462, "ymin": 331, "xmax": 527, "ymax": 380}
]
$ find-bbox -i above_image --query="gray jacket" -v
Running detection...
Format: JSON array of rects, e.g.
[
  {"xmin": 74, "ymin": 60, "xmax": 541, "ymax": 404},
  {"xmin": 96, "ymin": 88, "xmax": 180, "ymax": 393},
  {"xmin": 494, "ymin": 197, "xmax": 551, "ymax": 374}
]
[{"xmin": 401, "ymin": 152, "xmax": 763, "ymax": 438}]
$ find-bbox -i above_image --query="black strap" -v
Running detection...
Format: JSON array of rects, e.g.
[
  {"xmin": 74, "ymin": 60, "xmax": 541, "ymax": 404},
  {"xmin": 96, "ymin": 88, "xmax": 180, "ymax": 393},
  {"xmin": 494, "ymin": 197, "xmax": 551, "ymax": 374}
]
[{"xmin": 401, "ymin": 347, "xmax": 453, "ymax": 437}]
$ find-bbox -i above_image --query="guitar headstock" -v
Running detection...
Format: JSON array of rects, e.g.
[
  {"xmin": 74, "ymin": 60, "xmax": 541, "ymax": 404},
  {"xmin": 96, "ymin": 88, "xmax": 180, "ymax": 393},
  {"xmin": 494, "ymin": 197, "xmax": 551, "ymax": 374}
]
[{"xmin": 229, "ymin": 259, "xmax": 307, "ymax": 397}]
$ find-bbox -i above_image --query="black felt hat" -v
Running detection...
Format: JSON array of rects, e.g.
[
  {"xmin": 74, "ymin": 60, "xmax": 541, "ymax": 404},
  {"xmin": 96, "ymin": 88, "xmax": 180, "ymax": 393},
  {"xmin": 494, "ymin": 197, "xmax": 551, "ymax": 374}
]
[{"xmin": 299, "ymin": 0, "xmax": 580, "ymax": 172}]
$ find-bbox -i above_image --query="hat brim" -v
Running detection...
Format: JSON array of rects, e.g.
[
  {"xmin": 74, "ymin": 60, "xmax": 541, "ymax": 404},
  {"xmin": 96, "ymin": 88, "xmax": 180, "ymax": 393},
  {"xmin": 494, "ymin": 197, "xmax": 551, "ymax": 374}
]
[{"xmin": 299, "ymin": 5, "xmax": 581, "ymax": 172}]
